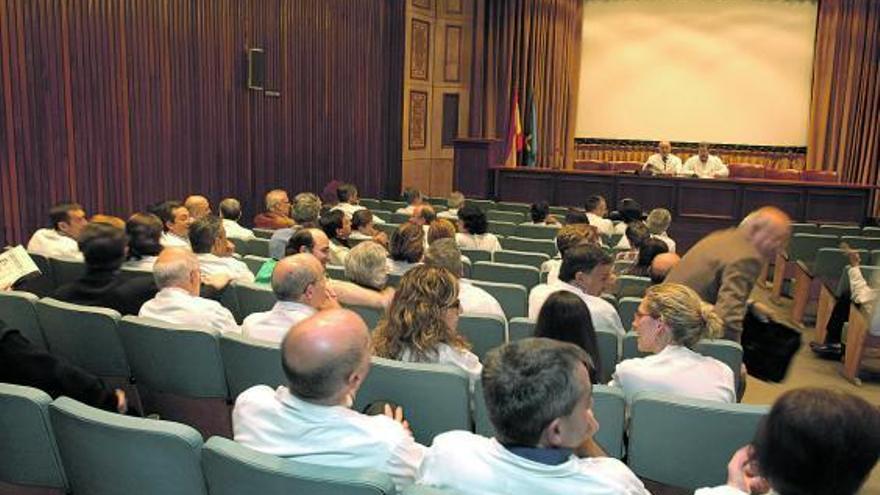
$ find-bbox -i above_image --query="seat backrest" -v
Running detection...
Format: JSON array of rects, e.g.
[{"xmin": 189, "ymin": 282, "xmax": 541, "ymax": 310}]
[
  {"xmin": 243, "ymin": 255, "xmax": 270, "ymax": 276},
  {"xmin": 818, "ymin": 224, "xmax": 861, "ymax": 237},
  {"xmin": 500, "ymin": 236, "xmax": 558, "ymax": 257},
  {"xmin": 812, "ymin": 248, "xmax": 867, "ymax": 284},
  {"xmin": 234, "ymin": 281, "xmax": 277, "ymax": 319},
  {"xmin": 507, "ymin": 317, "xmax": 534, "ymax": 342},
  {"xmin": 493, "ymin": 250, "xmax": 550, "ymax": 269},
  {"xmin": 49, "ymin": 396, "xmax": 207, "ymax": 495},
  {"xmin": 401, "ymin": 485, "xmax": 459, "ymax": 495},
  {"xmin": 728, "ymin": 163, "xmax": 765, "ymax": 178},
  {"xmin": 487, "ymin": 210, "xmax": 524, "ymax": 224},
  {"xmin": 467, "ymin": 280, "xmax": 527, "ymax": 319},
  {"xmin": 118, "ymin": 316, "xmax": 229, "ymax": 398},
  {"xmin": 873, "ymin": 250, "xmax": 880, "ymax": 267},
  {"xmin": 380, "ymin": 200, "xmax": 406, "ymax": 212},
  {"xmin": 617, "ymin": 296, "xmax": 641, "ymax": 333},
  {"xmin": 493, "ymin": 202, "xmax": 530, "ymax": 215},
  {"xmin": 326, "ymin": 264, "xmax": 346, "ymax": 281},
  {"xmin": 253, "ymin": 228, "xmax": 275, "ymax": 239},
  {"xmin": 514, "ymin": 224, "xmax": 561, "ymax": 240},
  {"xmin": 627, "ymin": 392, "xmax": 768, "ymax": 489},
  {"xmin": 35, "ymin": 298, "xmax": 129, "ymax": 378},
  {"xmin": 202, "ymin": 436, "xmax": 395, "ymax": 495},
  {"xmin": 461, "ymin": 248, "xmax": 492, "ymax": 263},
  {"xmin": 790, "ymin": 222, "xmax": 819, "ymax": 235},
  {"xmin": 230, "ymin": 237, "xmax": 250, "ymax": 257},
  {"xmin": 354, "ymin": 357, "xmax": 470, "ymax": 445},
  {"xmin": 764, "ymin": 168, "xmax": 802, "ymax": 181},
  {"xmin": 862, "ymin": 226, "xmax": 880, "ymax": 236},
  {"xmin": 473, "ymin": 262, "xmax": 540, "ymax": 290},
  {"xmin": 371, "ymin": 209, "xmax": 392, "ymax": 223},
  {"xmin": 359, "ymin": 198, "xmax": 382, "ymax": 211},
  {"xmin": 49, "ymin": 258, "xmax": 86, "ymax": 288},
  {"xmin": 457, "ymin": 314, "xmax": 507, "ymax": 361},
  {"xmin": 615, "ymin": 275, "xmax": 651, "ymax": 298},
  {"xmin": 839, "ymin": 235, "xmax": 880, "ymax": 251},
  {"xmin": 219, "ymin": 333, "xmax": 286, "ymax": 398},
  {"xmin": 347, "ymin": 304, "xmax": 385, "ymax": 331},
  {"xmin": 0, "ymin": 290, "xmax": 47, "ymax": 350},
  {"xmin": 0, "ymin": 384, "xmax": 67, "ymax": 491},
  {"xmin": 595, "ymin": 329, "xmax": 620, "ymax": 384},
  {"xmin": 375, "ymin": 222, "xmax": 400, "ymax": 237},
  {"xmin": 247, "ymin": 238, "xmax": 271, "ymax": 258},
  {"xmin": 622, "ymin": 331, "xmax": 650, "ymax": 361},
  {"xmin": 390, "ymin": 212, "xmax": 411, "ymax": 224},
  {"xmin": 788, "ymin": 233, "xmax": 839, "ymax": 264},
  {"xmin": 801, "ymin": 169, "xmax": 839, "ymax": 182},
  {"xmin": 486, "ymin": 220, "xmax": 516, "ymax": 237},
  {"xmin": 835, "ymin": 265, "xmax": 880, "ymax": 296},
  {"xmin": 19, "ymin": 252, "xmax": 55, "ymax": 297}
]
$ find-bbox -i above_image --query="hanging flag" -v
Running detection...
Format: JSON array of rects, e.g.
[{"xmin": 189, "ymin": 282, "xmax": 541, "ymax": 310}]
[
  {"xmin": 504, "ymin": 87, "xmax": 523, "ymax": 167},
  {"xmin": 523, "ymin": 90, "xmax": 538, "ymax": 167}
]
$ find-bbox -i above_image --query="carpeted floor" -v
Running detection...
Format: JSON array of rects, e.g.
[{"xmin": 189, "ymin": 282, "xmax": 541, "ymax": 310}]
[{"xmin": 744, "ymin": 284, "xmax": 880, "ymax": 494}]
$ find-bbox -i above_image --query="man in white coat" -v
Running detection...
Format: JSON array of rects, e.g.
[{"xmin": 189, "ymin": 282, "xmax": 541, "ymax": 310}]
[
  {"xmin": 682, "ymin": 143, "xmax": 729, "ymax": 178},
  {"xmin": 416, "ymin": 338, "xmax": 649, "ymax": 494},
  {"xmin": 643, "ymin": 140, "xmax": 682, "ymax": 175}
]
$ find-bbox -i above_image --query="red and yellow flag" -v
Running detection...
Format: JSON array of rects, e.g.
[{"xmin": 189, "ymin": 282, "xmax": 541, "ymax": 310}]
[{"xmin": 505, "ymin": 89, "xmax": 523, "ymax": 167}]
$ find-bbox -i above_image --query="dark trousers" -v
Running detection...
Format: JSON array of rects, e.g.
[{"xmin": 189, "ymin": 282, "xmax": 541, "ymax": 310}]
[{"xmin": 824, "ymin": 291, "xmax": 852, "ymax": 345}]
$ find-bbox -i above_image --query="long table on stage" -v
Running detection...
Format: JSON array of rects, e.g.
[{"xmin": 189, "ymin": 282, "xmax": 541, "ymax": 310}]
[{"xmin": 490, "ymin": 167, "xmax": 876, "ymax": 252}]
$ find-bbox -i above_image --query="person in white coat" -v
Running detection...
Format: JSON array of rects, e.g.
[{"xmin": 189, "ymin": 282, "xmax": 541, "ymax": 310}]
[
  {"xmin": 416, "ymin": 338, "xmax": 649, "ymax": 494},
  {"xmin": 233, "ymin": 309, "xmax": 426, "ymax": 493},
  {"xmin": 682, "ymin": 143, "xmax": 729, "ymax": 179},
  {"xmin": 610, "ymin": 283, "xmax": 735, "ymax": 403},
  {"xmin": 138, "ymin": 247, "xmax": 239, "ymax": 334},
  {"xmin": 643, "ymin": 140, "xmax": 682, "ymax": 175}
]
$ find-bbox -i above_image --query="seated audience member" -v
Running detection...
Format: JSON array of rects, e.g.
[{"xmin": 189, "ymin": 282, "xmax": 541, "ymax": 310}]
[
  {"xmin": 233, "ymin": 309, "xmax": 425, "ymax": 492},
  {"xmin": 184, "ymin": 195, "xmax": 211, "ymax": 220},
  {"xmin": 424, "ymin": 239, "xmax": 505, "ymax": 320},
  {"xmin": 533, "ymin": 291, "xmax": 602, "ymax": 384},
  {"xmin": 320, "ymin": 180, "xmax": 342, "ymax": 210},
  {"xmin": 53, "ymin": 223, "xmax": 157, "ymax": 315},
  {"xmin": 649, "ymin": 252, "xmax": 681, "ymax": 284},
  {"xmin": 0, "ymin": 319, "xmax": 128, "ymax": 414},
  {"xmin": 268, "ymin": 192, "xmax": 322, "ymax": 260},
  {"xmin": 584, "ymin": 195, "xmax": 614, "ymax": 236},
  {"xmin": 697, "ymin": 388, "xmax": 880, "ymax": 495},
  {"xmin": 139, "ymin": 248, "xmax": 239, "ymax": 334},
  {"xmin": 610, "ymin": 283, "xmax": 735, "ymax": 403},
  {"xmin": 529, "ymin": 244, "xmax": 624, "ymax": 335},
  {"xmin": 156, "ymin": 200, "xmax": 193, "ymax": 249},
  {"xmin": 624, "ymin": 238, "xmax": 669, "ymax": 279},
  {"xmin": 427, "ymin": 218, "xmax": 457, "ymax": 245},
  {"xmin": 410, "ymin": 204, "xmax": 436, "ymax": 227},
  {"xmin": 527, "ymin": 201, "xmax": 558, "ymax": 225},
  {"xmin": 615, "ymin": 221, "xmax": 650, "ymax": 261},
  {"xmin": 344, "ymin": 241, "xmax": 393, "ymax": 296},
  {"xmin": 349, "ymin": 209, "xmax": 389, "ymax": 248},
  {"xmin": 373, "ymin": 265, "xmax": 481, "ymax": 381},
  {"xmin": 437, "ymin": 191, "xmax": 465, "ymax": 220},
  {"xmin": 243, "ymin": 253, "xmax": 338, "ymax": 343},
  {"xmin": 90, "ymin": 214, "xmax": 126, "ymax": 230},
  {"xmin": 416, "ymin": 338, "xmax": 648, "ymax": 494},
  {"xmin": 27, "ymin": 201, "xmax": 88, "ymax": 260},
  {"xmin": 190, "ymin": 215, "xmax": 255, "ymax": 284},
  {"xmin": 123, "ymin": 213, "xmax": 164, "ymax": 271},
  {"xmin": 331, "ymin": 183, "xmax": 364, "ymax": 219},
  {"xmin": 387, "ymin": 223, "xmax": 424, "ymax": 275},
  {"xmin": 564, "ymin": 208, "xmax": 588, "ymax": 225},
  {"xmin": 642, "ymin": 140, "xmax": 682, "ymax": 175},
  {"xmin": 541, "ymin": 224, "xmax": 599, "ymax": 285},
  {"xmin": 320, "ymin": 209, "xmax": 351, "ymax": 266},
  {"xmin": 646, "ymin": 208, "xmax": 676, "ymax": 254},
  {"xmin": 682, "ymin": 143, "xmax": 729, "ymax": 179},
  {"xmin": 455, "ymin": 204, "xmax": 502, "ymax": 253},
  {"xmin": 666, "ymin": 207, "xmax": 791, "ymax": 342},
  {"xmin": 254, "ymin": 189, "xmax": 295, "ymax": 229},
  {"xmin": 219, "ymin": 198, "xmax": 256, "ymax": 241},
  {"xmin": 396, "ymin": 187, "xmax": 424, "ymax": 215}
]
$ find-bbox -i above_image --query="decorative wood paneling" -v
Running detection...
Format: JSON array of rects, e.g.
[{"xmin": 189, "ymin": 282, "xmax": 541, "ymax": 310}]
[
  {"xmin": 446, "ymin": 0, "xmax": 463, "ymax": 15},
  {"xmin": 441, "ymin": 93, "xmax": 460, "ymax": 148},
  {"xmin": 409, "ymin": 91, "xmax": 428, "ymax": 150},
  {"xmin": 0, "ymin": 0, "xmax": 404, "ymax": 246},
  {"xmin": 410, "ymin": 19, "xmax": 430, "ymax": 81},
  {"xmin": 443, "ymin": 25, "xmax": 462, "ymax": 82}
]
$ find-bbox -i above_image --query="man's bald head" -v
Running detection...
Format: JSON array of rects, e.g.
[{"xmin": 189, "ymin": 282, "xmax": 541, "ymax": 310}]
[
  {"xmin": 281, "ymin": 309, "xmax": 370, "ymax": 403},
  {"xmin": 658, "ymin": 141, "xmax": 672, "ymax": 156},
  {"xmin": 271, "ymin": 253, "xmax": 324, "ymax": 303},
  {"xmin": 184, "ymin": 195, "xmax": 211, "ymax": 220},
  {"xmin": 740, "ymin": 207, "xmax": 792, "ymax": 259},
  {"xmin": 650, "ymin": 252, "xmax": 681, "ymax": 284},
  {"xmin": 153, "ymin": 247, "xmax": 200, "ymax": 293}
]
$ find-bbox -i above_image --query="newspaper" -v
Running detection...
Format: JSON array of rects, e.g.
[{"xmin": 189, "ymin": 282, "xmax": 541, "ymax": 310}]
[{"xmin": 0, "ymin": 246, "xmax": 40, "ymax": 289}]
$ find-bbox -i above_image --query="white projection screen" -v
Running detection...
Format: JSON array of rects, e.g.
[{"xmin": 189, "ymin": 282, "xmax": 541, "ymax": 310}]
[{"xmin": 575, "ymin": 0, "xmax": 818, "ymax": 146}]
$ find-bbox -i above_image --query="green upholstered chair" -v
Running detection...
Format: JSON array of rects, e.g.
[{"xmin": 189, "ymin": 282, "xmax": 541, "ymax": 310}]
[
  {"xmin": 219, "ymin": 333, "xmax": 286, "ymax": 399},
  {"xmin": 48, "ymin": 258, "xmax": 86, "ymax": 288},
  {"xmin": 0, "ymin": 290, "xmax": 47, "ymax": 350},
  {"xmin": 472, "ymin": 262, "xmax": 541, "ymax": 291},
  {"xmin": 514, "ymin": 224, "xmax": 561, "ymax": 240},
  {"xmin": 493, "ymin": 250, "xmax": 550, "ymax": 269},
  {"xmin": 500, "ymin": 237, "xmax": 558, "ymax": 257},
  {"xmin": 247, "ymin": 238, "xmax": 271, "ymax": 258},
  {"xmin": 347, "ymin": 304, "xmax": 385, "ymax": 331},
  {"xmin": 466, "ymin": 280, "xmax": 527, "ymax": 319},
  {"xmin": 457, "ymin": 314, "xmax": 507, "ymax": 361},
  {"xmin": 461, "ymin": 248, "xmax": 492, "ymax": 263},
  {"xmin": 487, "ymin": 210, "xmax": 524, "ymax": 224},
  {"xmin": 243, "ymin": 255, "xmax": 270, "ymax": 276},
  {"xmin": 234, "ymin": 281, "xmax": 276, "ymax": 320},
  {"xmin": 617, "ymin": 296, "xmax": 641, "ymax": 333},
  {"xmin": 486, "ymin": 221, "xmax": 517, "ymax": 237},
  {"xmin": 614, "ymin": 275, "xmax": 651, "ymax": 298}
]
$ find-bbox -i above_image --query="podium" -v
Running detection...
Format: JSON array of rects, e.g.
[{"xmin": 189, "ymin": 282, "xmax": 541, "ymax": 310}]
[{"xmin": 452, "ymin": 138, "xmax": 503, "ymax": 199}]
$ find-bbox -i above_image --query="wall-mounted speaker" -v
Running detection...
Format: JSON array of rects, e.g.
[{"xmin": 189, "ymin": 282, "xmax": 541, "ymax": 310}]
[{"xmin": 247, "ymin": 48, "xmax": 265, "ymax": 90}]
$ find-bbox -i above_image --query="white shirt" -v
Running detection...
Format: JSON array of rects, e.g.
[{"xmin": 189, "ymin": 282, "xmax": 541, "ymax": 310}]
[
  {"xmin": 333, "ymin": 203, "xmax": 385, "ymax": 224},
  {"xmin": 643, "ymin": 153, "xmax": 682, "ymax": 175},
  {"xmin": 455, "ymin": 233, "xmax": 502, "ymax": 253},
  {"xmin": 196, "ymin": 253, "xmax": 255, "ymax": 284},
  {"xmin": 610, "ymin": 345, "xmax": 735, "ymax": 403},
  {"xmin": 138, "ymin": 287, "xmax": 240, "ymax": 334},
  {"xmin": 233, "ymin": 385, "xmax": 426, "ymax": 493},
  {"xmin": 460, "ymin": 279, "xmax": 506, "ymax": 320},
  {"xmin": 350, "ymin": 231, "xmax": 373, "ymax": 241},
  {"xmin": 586, "ymin": 213, "xmax": 615, "ymax": 236},
  {"xmin": 437, "ymin": 209, "xmax": 458, "ymax": 220},
  {"xmin": 122, "ymin": 256, "xmax": 157, "ymax": 271},
  {"xmin": 540, "ymin": 259, "xmax": 562, "ymax": 285},
  {"xmin": 417, "ymin": 431, "xmax": 649, "ymax": 495},
  {"xmin": 396, "ymin": 206, "xmax": 416, "ymax": 216},
  {"xmin": 222, "ymin": 219, "xmax": 256, "ymax": 241},
  {"xmin": 26, "ymin": 229, "xmax": 83, "ymax": 260},
  {"xmin": 399, "ymin": 343, "xmax": 482, "ymax": 383},
  {"xmin": 682, "ymin": 155, "xmax": 729, "ymax": 178},
  {"xmin": 652, "ymin": 232, "xmax": 676, "ymax": 254},
  {"xmin": 328, "ymin": 241, "xmax": 350, "ymax": 266},
  {"xmin": 529, "ymin": 281, "xmax": 625, "ymax": 335},
  {"xmin": 242, "ymin": 300, "xmax": 317, "ymax": 344},
  {"xmin": 161, "ymin": 232, "xmax": 192, "ymax": 250}
]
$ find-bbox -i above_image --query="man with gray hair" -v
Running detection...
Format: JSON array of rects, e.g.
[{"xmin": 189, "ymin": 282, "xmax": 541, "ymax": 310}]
[
  {"xmin": 416, "ymin": 338, "xmax": 648, "ymax": 493},
  {"xmin": 646, "ymin": 207, "xmax": 676, "ymax": 254},
  {"xmin": 437, "ymin": 191, "xmax": 465, "ymax": 220},
  {"xmin": 344, "ymin": 241, "xmax": 392, "ymax": 292},
  {"xmin": 268, "ymin": 192, "xmax": 323, "ymax": 259},
  {"xmin": 242, "ymin": 253, "xmax": 340, "ymax": 343},
  {"xmin": 139, "ymin": 247, "xmax": 240, "ymax": 334},
  {"xmin": 190, "ymin": 215, "xmax": 255, "ymax": 284},
  {"xmin": 424, "ymin": 239, "xmax": 505, "ymax": 320},
  {"xmin": 643, "ymin": 140, "xmax": 682, "ymax": 175},
  {"xmin": 184, "ymin": 195, "xmax": 211, "ymax": 220},
  {"xmin": 254, "ymin": 189, "xmax": 295, "ymax": 229},
  {"xmin": 219, "ymin": 197, "xmax": 256, "ymax": 241}
]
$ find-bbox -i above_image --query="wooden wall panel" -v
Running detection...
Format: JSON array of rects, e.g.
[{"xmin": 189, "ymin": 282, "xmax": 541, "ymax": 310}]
[{"xmin": 0, "ymin": 0, "xmax": 403, "ymax": 246}]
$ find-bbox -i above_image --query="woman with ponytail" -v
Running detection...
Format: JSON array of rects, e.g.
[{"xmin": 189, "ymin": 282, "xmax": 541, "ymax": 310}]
[{"xmin": 610, "ymin": 283, "xmax": 735, "ymax": 402}]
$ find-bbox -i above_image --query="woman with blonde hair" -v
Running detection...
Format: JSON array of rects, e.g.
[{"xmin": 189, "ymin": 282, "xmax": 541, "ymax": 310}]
[
  {"xmin": 610, "ymin": 283, "xmax": 735, "ymax": 402},
  {"xmin": 372, "ymin": 265, "xmax": 481, "ymax": 380}
]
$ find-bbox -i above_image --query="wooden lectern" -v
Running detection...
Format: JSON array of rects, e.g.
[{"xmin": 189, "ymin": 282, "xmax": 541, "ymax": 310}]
[{"xmin": 452, "ymin": 138, "xmax": 502, "ymax": 199}]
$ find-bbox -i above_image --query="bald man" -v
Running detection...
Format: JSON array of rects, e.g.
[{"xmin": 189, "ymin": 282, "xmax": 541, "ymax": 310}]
[
  {"xmin": 233, "ymin": 309, "xmax": 426, "ymax": 492},
  {"xmin": 642, "ymin": 141, "xmax": 682, "ymax": 175},
  {"xmin": 649, "ymin": 252, "xmax": 680, "ymax": 284},
  {"xmin": 666, "ymin": 207, "xmax": 791, "ymax": 341},
  {"xmin": 138, "ymin": 247, "xmax": 240, "ymax": 334},
  {"xmin": 184, "ymin": 195, "xmax": 211, "ymax": 220},
  {"xmin": 242, "ymin": 253, "xmax": 340, "ymax": 343}
]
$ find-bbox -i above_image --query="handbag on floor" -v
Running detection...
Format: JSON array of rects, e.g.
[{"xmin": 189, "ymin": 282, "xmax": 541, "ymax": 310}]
[{"xmin": 741, "ymin": 306, "xmax": 802, "ymax": 382}]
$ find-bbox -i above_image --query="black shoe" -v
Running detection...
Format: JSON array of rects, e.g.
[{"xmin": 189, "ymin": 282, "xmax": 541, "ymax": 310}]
[{"xmin": 811, "ymin": 343, "xmax": 843, "ymax": 360}]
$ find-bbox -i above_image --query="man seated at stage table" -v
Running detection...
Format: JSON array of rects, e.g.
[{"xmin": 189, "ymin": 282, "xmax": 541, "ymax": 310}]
[
  {"xmin": 642, "ymin": 140, "xmax": 682, "ymax": 175},
  {"xmin": 682, "ymin": 143, "xmax": 729, "ymax": 179},
  {"xmin": 27, "ymin": 201, "xmax": 88, "ymax": 260},
  {"xmin": 416, "ymin": 338, "xmax": 648, "ymax": 494}
]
